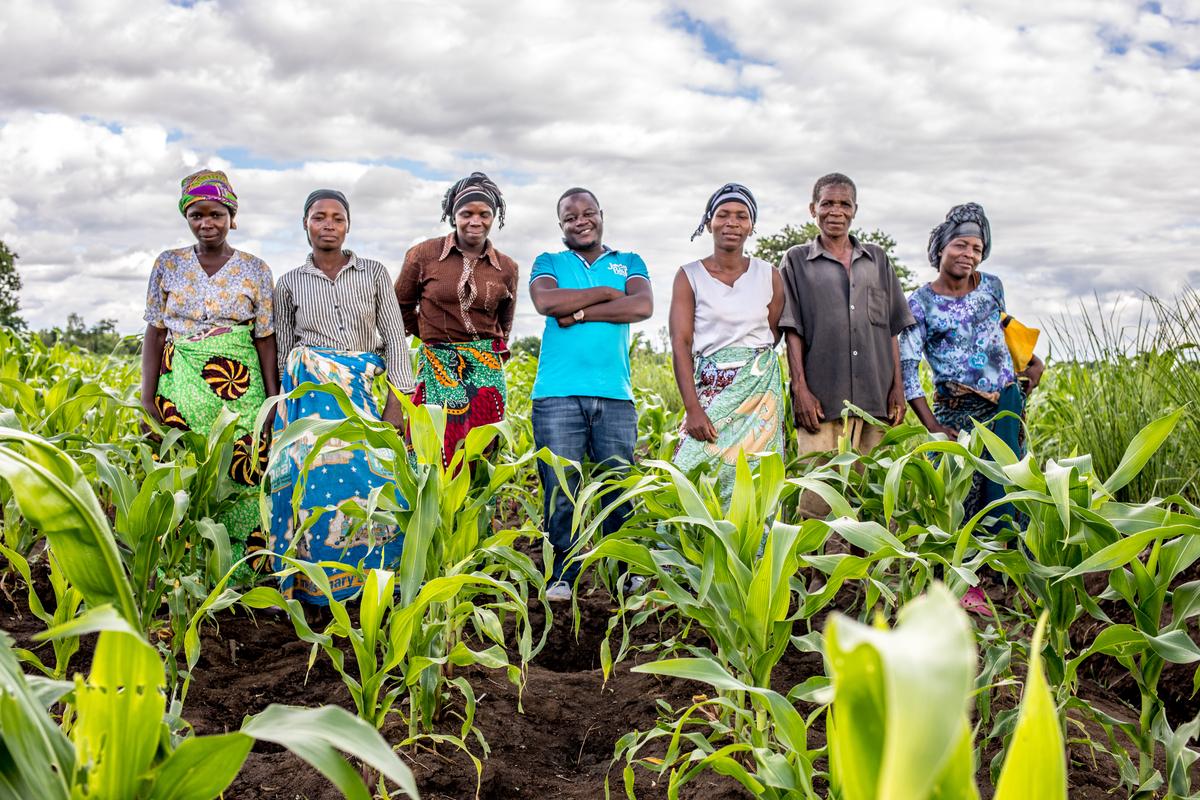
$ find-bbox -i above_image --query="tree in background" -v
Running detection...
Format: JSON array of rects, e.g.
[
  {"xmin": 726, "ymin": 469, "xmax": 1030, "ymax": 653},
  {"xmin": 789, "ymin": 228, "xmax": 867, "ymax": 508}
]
[
  {"xmin": 0, "ymin": 240, "xmax": 24, "ymax": 330},
  {"xmin": 751, "ymin": 222, "xmax": 917, "ymax": 291},
  {"xmin": 509, "ymin": 335, "xmax": 541, "ymax": 359},
  {"xmin": 37, "ymin": 313, "xmax": 135, "ymax": 355}
]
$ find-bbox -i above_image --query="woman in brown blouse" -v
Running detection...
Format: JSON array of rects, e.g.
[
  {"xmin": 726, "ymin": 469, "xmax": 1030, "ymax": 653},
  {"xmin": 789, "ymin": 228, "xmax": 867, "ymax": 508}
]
[{"xmin": 395, "ymin": 172, "xmax": 519, "ymax": 465}]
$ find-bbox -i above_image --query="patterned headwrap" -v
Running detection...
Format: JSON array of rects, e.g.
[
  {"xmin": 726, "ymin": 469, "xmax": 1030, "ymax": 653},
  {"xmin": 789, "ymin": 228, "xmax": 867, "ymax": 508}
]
[
  {"xmin": 441, "ymin": 172, "xmax": 505, "ymax": 228},
  {"xmin": 179, "ymin": 169, "xmax": 238, "ymax": 217},
  {"xmin": 691, "ymin": 183, "xmax": 757, "ymax": 241},
  {"xmin": 303, "ymin": 189, "xmax": 350, "ymax": 222},
  {"xmin": 927, "ymin": 202, "xmax": 991, "ymax": 268}
]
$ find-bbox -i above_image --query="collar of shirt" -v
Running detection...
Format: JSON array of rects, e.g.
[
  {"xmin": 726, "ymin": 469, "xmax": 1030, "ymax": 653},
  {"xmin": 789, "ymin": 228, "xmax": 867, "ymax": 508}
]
[
  {"xmin": 436, "ymin": 230, "xmax": 501, "ymax": 271},
  {"xmin": 300, "ymin": 250, "xmax": 364, "ymax": 278},
  {"xmin": 438, "ymin": 232, "xmax": 501, "ymax": 270},
  {"xmin": 568, "ymin": 244, "xmax": 621, "ymax": 268},
  {"xmin": 804, "ymin": 234, "xmax": 865, "ymax": 264}
]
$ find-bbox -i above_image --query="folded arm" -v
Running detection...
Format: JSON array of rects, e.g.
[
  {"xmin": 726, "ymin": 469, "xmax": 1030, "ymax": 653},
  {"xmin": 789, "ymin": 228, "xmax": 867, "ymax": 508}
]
[
  {"xmin": 529, "ymin": 275, "xmax": 622, "ymax": 317},
  {"xmin": 562, "ymin": 276, "xmax": 654, "ymax": 325}
]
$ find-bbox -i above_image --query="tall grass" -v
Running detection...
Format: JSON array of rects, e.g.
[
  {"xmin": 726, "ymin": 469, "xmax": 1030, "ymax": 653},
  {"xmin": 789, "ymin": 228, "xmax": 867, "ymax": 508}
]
[{"xmin": 1028, "ymin": 287, "xmax": 1200, "ymax": 502}]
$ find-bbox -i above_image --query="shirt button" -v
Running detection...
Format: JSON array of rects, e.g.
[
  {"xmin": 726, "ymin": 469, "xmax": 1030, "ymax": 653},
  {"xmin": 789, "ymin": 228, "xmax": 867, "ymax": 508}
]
[
  {"xmin": 850, "ymin": 304, "xmax": 855, "ymax": 310},
  {"xmin": 852, "ymin": 350, "xmax": 859, "ymax": 356}
]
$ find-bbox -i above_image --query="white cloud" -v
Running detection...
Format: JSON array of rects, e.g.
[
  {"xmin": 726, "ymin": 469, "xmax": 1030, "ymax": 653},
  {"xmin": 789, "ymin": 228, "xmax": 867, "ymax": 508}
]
[{"xmin": 0, "ymin": 0, "xmax": 1197, "ymax": 350}]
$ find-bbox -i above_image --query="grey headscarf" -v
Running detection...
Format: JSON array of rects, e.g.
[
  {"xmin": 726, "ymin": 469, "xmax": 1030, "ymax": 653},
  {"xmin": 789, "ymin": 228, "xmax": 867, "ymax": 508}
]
[{"xmin": 927, "ymin": 202, "xmax": 991, "ymax": 268}]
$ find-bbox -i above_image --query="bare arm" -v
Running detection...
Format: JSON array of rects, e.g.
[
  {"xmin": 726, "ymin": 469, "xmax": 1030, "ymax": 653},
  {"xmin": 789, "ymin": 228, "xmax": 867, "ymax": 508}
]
[
  {"xmin": 140, "ymin": 325, "xmax": 167, "ymax": 422},
  {"xmin": 768, "ymin": 269, "xmax": 785, "ymax": 345},
  {"xmin": 253, "ymin": 334, "xmax": 280, "ymax": 397},
  {"xmin": 1019, "ymin": 353, "xmax": 1045, "ymax": 393},
  {"xmin": 907, "ymin": 395, "xmax": 957, "ymax": 437},
  {"xmin": 887, "ymin": 336, "xmax": 904, "ymax": 425},
  {"xmin": 669, "ymin": 270, "xmax": 716, "ymax": 442},
  {"xmin": 785, "ymin": 330, "xmax": 824, "ymax": 433},
  {"xmin": 529, "ymin": 275, "xmax": 622, "ymax": 318}
]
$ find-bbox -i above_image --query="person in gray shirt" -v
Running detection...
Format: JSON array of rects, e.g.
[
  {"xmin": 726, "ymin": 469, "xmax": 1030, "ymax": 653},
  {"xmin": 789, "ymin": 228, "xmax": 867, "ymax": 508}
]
[{"xmin": 777, "ymin": 173, "xmax": 914, "ymax": 516}]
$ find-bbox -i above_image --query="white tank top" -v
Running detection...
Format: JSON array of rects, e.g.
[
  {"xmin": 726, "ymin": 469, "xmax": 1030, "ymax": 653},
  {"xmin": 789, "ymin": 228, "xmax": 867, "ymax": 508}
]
[{"xmin": 682, "ymin": 257, "xmax": 776, "ymax": 357}]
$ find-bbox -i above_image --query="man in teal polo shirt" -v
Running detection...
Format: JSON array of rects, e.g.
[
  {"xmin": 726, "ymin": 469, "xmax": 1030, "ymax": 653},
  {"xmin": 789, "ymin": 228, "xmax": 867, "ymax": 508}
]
[{"xmin": 529, "ymin": 187, "xmax": 653, "ymax": 601}]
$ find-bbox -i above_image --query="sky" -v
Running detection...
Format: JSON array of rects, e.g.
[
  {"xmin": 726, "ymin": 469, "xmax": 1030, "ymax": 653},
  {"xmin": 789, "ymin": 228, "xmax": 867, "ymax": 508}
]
[{"xmin": 1, "ymin": 0, "xmax": 1198, "ymax": 350}]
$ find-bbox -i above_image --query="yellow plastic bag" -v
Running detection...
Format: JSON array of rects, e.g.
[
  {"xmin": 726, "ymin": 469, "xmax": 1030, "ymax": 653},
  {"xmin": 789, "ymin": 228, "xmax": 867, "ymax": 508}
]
[{"xmin": 1000, "ymin": 313, "xmax": 1039, "ymax": 372}]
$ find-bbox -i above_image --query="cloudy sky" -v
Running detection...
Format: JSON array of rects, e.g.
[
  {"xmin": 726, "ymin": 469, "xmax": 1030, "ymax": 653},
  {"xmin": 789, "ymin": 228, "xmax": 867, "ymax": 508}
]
[{"xmin": 1, "ymin": 0, "xmax": 1197, "ymax": 349}]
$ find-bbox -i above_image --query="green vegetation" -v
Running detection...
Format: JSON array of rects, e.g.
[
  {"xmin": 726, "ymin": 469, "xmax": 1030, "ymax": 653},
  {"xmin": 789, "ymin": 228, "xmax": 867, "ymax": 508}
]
[
  {"xmin": 0, "ymin": 241, "xmax": 21, "ymax": 331},
  {"xmin": 0, "ymin": 289, "xmax": 1197, "ymax": 798}
]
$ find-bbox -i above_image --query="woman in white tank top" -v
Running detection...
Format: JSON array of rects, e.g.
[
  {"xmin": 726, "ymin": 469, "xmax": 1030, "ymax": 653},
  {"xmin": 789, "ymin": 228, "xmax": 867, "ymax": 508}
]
[{"xmin": 669, "ymin": 183, "xmax": 786, "ymax": 508}]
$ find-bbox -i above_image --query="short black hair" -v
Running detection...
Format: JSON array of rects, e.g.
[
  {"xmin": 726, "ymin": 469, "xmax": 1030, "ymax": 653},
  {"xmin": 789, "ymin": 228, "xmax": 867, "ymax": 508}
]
[
  {"xmin": 811, "ymin": 173, "xmax": 857, "ymax": 204},
  {"xmin": 557, "ymin": 187, "xmax": 599, "ymax": 215}
]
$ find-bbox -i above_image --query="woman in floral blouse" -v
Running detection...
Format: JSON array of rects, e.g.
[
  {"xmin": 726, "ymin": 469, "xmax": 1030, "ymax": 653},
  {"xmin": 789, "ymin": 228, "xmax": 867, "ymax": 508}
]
[
  {"xmin": 900, "ymin": 202, "xmax": 1044, "ymax": 529},
  {"xmin": 141, "ymin": 169, "xmax": 279, "ymax": 576}
]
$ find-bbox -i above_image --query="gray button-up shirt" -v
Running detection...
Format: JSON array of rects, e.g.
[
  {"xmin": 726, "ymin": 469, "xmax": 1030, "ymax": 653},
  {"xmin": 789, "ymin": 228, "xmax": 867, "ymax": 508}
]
[
  {"xmin": 274, "ymin": 251, "xmax": 415, "ymax": 392},
  {"xmin": 777, "ymin": 236, "xmax": 914, "ymax": 417}
]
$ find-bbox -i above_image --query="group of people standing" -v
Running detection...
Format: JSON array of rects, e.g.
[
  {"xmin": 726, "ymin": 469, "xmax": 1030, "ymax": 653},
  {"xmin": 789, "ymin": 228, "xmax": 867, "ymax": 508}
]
[{"xmin": 140, "ymin": 167, "xmax": 1043, "ymax": 607}]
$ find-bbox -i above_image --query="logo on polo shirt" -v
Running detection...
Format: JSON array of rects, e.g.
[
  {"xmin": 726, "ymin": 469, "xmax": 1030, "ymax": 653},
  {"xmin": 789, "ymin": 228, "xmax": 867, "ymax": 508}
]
[{"xmin": 610, "ymin": 263, "xmax": 628, "ymax": 277}]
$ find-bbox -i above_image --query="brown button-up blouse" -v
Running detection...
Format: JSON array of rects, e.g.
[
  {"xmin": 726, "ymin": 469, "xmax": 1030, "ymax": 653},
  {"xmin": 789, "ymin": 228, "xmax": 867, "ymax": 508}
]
[{"xmin": 394, "ymin": 232, "xmax": 519, "ymax": 344}]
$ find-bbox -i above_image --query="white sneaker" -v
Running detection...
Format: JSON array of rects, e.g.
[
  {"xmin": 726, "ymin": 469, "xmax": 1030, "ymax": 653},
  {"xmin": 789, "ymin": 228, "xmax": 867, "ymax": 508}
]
[{"xmin": 546, "ymin": 581, "xmax": 573, "ymax": 603}]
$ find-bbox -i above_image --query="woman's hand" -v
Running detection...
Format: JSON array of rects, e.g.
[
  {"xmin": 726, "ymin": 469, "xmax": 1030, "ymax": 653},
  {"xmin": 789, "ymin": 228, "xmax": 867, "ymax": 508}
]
[
  {"xmin": 1019, "ymin": 355, "xmax": 1045, "ymax": 393},
  {"xmin": 927, "ymin": 422, "xmax": 960, "ymax": 439},
  {"xmin": 792, "ymin": 386, "xmax": 825, "ymax": 434},
  {"xmin": 139, "ymin": 399, "xmax": 163, "ymax": 441},
  {"xmin": 683, "ymin": 407, "xmax": 718, "ymax": 443}
]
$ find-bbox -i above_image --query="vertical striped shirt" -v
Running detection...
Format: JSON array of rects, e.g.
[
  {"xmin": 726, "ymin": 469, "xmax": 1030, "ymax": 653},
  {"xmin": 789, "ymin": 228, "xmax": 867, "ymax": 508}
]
[{"xmin": 274, "ymin": 251, "xmax": 415, "ymax": 392}]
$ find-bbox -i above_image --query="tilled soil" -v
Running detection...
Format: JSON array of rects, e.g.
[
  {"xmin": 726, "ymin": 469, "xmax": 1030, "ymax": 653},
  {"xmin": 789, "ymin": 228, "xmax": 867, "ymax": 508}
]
[{"xmin": 0, "ymin": 560, "xmax": 1191, "ymax": 799}]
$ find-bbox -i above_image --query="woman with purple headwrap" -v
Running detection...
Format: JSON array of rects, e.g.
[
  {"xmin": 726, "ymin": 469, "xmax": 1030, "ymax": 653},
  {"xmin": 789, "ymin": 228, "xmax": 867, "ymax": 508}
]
[
  {"xmin": 900, "ymin": 202, "xmax": 1044, "ymax": 533},
  {"xmin": 141, "ymin": 169, "xmax": 280, "ymax": 578}
]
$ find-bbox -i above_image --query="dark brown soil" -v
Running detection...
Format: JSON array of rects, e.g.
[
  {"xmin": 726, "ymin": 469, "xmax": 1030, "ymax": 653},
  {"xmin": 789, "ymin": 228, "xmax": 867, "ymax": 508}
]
[{"xmin": 0, "ymin": 556, "xmax": 1187, "ymax": 800}]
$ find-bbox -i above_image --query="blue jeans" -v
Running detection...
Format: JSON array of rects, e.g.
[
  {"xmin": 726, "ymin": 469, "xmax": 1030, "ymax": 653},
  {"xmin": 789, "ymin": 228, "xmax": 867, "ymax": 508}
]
[{"xmin": 532, "ymin": 396, "xmax": 638, "ymax": 584}]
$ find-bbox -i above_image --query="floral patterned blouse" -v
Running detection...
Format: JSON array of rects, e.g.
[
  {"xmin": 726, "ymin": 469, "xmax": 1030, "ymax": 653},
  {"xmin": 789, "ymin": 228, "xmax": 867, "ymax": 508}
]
[
  {"xmin": 899, "ymin": 272, "xmax": 1015, "ymax": 402},
  {"xmin": 144, "ymin": 247, "xmax": 274, "ymax": 339}
]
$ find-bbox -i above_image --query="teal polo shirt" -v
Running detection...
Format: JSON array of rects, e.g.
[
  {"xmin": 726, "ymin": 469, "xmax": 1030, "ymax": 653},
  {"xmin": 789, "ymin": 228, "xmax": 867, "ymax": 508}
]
[{"xmin": 530, "ymin": 247, "xmax": 650, "ymax": 400}]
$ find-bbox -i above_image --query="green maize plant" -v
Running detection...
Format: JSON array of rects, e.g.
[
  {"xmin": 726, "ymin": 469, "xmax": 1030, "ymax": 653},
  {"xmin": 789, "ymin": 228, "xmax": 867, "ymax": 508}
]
[
  {"xmin": 824, "ymin": 584, "xmax": 1066, "ymax": 800},
  {"xmin": 953, "ymin": 409, "xmax": 1188, "ymax": 686},
  {"xmin": 587, "ymin": 453, "xmax": 822, "ymax": 797},
  {"xmin": 0, "ymin": 328, "xmax": 138, "ymax": 454},
  {"xmin": 184, "ymin": 558, "xmax": 523, "ymax": 792},
  {"xmin": 261, "ymin": 381, "xmax": 548, "ymax": 704},
  {"xmin": 1057, "ymin": 492, "xmax": 1200, "ymax": 797},
  {"xmin": 0, "ymin": 424, "xmax": 420, "ymax": 799},
  {"xmin": 0, "ymin": 610, "xmax": 419, "ymax": 800},
  {"xmin": 0, "ymin": 544, "xmax": 82, "ymax": 680},
  {"xmin": 0, "ymin": 421, "xmax": 247, "ymax": 703}
]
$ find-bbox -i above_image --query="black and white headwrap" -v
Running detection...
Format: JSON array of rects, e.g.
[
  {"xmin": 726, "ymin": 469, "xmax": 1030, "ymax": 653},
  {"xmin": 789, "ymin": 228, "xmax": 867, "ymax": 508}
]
[
  {"xmin": 927, "ymin": 202, "xmax": 991, "ymax": 268},
  {"xmin": 691, "ymin": 183, "xmax": 757, "ymax": 241},
  {"xmin": 440, "ymin": 171, "xmax": 506, "ymax": 229}
]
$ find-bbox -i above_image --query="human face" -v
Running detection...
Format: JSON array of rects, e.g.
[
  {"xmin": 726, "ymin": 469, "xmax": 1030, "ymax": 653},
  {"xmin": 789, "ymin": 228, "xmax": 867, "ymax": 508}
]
[
  {"xmin": 455, "ymin": 201, "xmax": 494, "ymax": 249},
  {"xmin": 558, "ymin": 193, "xmax": 603, "ymax": 251},
  {"xmin": 708, "ymin": 200, "xmax": 753, "ymax": 253},
  {"xmin": 305, "ymin": 199, "xmax": 349, "ymax": 252},
  {"xmin": 938, "ymin": 235, "xmax": 984, "ymax": 279},
  {"xmin": 810, "ymin": 183, "xmax": 856, "ymax": 240},
  {"xmin": 185, "ymin": 200, "xmax": 232, "ymax": 248}
]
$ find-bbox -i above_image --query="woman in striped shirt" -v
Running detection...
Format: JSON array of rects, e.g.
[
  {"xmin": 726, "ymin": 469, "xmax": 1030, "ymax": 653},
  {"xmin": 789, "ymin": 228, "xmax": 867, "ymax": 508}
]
[{"xmin": 269, "ymin": 189, "xmax": 414, "ymax": 604}]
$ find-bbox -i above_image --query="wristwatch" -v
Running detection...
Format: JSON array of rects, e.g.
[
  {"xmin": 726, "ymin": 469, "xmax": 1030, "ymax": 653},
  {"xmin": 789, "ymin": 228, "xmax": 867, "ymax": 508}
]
[{"xmin": 573, "ymin": 309, "xmax": 585, "ymax": 321}]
